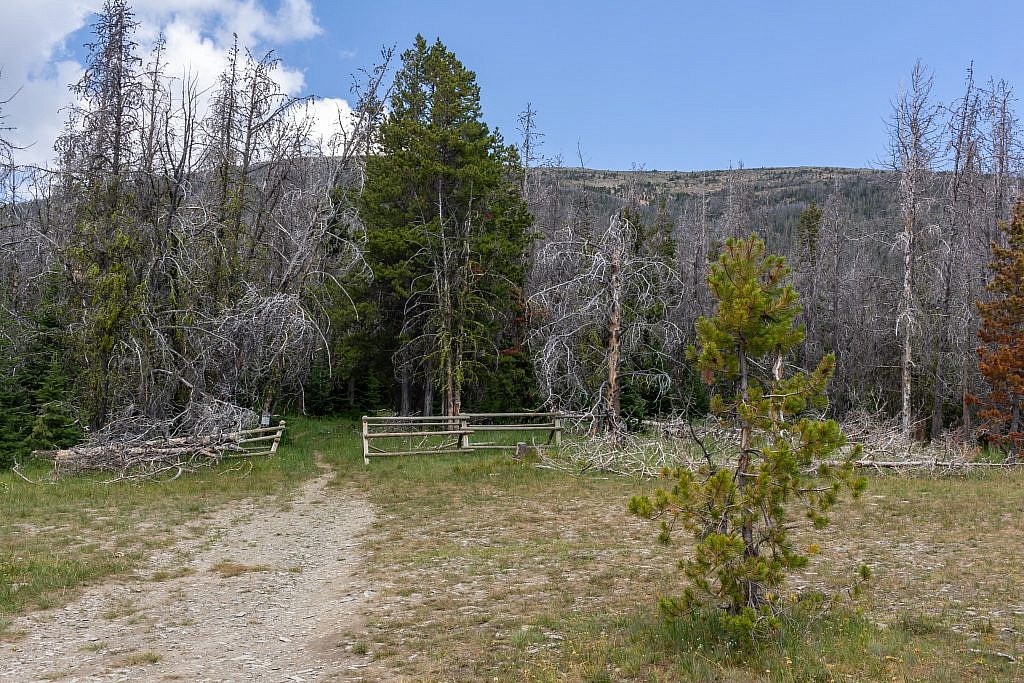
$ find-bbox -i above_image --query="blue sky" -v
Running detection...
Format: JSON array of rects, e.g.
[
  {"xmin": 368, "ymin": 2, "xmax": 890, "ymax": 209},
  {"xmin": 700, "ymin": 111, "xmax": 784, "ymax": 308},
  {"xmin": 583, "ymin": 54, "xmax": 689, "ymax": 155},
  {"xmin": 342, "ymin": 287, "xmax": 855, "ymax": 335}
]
[
  {"xmin": 2, "ymin": 0, "xmax": 1017, "ymax": 170},
  {"xmin": 288, "ymin": 0, "xmax": 1017, "ymax": 170}
]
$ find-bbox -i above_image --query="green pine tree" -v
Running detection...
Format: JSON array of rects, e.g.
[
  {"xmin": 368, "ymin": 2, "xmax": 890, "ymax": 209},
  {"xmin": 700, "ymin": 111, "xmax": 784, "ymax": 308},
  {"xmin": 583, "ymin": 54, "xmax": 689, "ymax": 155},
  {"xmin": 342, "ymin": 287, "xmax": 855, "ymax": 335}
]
[
  {"xmin": 59, "ymin": 0, "xmax": 147, "ymax": 429},
  {"xmin": 358, "ymin": 35, "xmax": 533, "ymax": 414},
  {"xmin": 0, "ymin": 342, "xmax": 32, "ymax": 468},
  {"xmin": 28, "ymin": 355, "xmax": 83, "ymax": 452},
  {"xmin": 796, "ymin": 201, "xmax": 823, "ymax": 266},
  {"xmin": 629, "ymin": 234, "xmax": 865, "ymax": 640}
]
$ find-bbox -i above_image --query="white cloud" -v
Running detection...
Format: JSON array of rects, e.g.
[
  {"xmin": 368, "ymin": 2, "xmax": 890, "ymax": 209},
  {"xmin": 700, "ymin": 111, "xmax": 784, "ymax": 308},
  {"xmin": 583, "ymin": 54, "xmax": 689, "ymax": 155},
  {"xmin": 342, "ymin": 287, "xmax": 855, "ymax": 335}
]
[
  {"xmin": 0, "ymin": 0, "xmax": 96, "ymax": 166},
  {"xmin": 4, "ymin": 60, "xmax": 83, "ymax": 167},
  {"xmin": 304, "ymin": 96, "xmax": 357, "ymax": 149},
  {"xmin": 0, "ymin": 0, "xmax": 339, "ymax": 168}
]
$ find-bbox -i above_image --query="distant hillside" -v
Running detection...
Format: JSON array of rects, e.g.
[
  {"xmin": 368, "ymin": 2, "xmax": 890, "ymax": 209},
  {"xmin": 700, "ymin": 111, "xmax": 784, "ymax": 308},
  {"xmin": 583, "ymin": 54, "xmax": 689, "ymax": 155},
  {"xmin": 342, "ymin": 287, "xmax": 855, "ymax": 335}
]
[{"xmin": 538, "ymin": 166, "xmax": 896, "ymax": 244}]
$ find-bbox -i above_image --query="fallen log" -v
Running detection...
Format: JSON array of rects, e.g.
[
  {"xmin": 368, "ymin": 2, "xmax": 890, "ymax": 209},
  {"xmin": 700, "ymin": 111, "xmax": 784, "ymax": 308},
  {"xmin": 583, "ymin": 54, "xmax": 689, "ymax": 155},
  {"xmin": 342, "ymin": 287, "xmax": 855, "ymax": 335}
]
[{"xmin": 827, "ymin": 460, "xmax": 1021, "ymax": 469}]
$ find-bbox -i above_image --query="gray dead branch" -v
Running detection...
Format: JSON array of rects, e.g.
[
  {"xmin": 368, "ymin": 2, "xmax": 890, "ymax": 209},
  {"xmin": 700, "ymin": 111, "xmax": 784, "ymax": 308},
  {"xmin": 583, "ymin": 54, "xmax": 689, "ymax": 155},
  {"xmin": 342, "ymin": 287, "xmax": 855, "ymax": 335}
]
[
  {"xmin": 539, "ymin": 412, "xmax": 1006, "ymax": 479},
  {"xmin": 30, "ymin": 421, "xmax": 286, "ymax": 481}
]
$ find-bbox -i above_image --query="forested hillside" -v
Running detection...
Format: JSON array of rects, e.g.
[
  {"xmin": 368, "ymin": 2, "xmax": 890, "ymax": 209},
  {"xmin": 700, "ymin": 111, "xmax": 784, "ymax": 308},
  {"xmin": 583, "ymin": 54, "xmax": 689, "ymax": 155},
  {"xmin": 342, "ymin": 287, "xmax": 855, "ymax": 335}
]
[{"xmin": 0, "ymin": 0, "xmax": 1020, "ymax": 462}]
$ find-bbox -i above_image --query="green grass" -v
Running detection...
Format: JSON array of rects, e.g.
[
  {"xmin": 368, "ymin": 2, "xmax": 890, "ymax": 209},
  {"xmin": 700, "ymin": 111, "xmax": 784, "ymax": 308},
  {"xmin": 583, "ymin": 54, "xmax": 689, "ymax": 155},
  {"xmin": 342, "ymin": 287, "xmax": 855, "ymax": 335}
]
[
  {"xmin": 301, "ymin": 418, "xmax": 1024, "ymax": 681},
  {"xmin": 3, "ymin": 417, "xmax": 1023, "ymax": 681},
  {"xmin": 0, "ymin": 431, "xmax": 317, "ymax": 632}
]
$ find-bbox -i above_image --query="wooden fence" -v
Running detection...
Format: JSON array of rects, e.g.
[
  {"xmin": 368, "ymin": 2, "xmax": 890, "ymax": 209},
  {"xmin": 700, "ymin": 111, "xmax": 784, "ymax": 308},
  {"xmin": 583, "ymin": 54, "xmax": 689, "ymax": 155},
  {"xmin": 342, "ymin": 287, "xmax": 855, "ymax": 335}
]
[
  {"xmin": 232, "ymin": 420, "xmax": 287, "ymax": 457},
  {"xmin": 361, "ymin": 413, "xmax": 564, "ymax": 464}
]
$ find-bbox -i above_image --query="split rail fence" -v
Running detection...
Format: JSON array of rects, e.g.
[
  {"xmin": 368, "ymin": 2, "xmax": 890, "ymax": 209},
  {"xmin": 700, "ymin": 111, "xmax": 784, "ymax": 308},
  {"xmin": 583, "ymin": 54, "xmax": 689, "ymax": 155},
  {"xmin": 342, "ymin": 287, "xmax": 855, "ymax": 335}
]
[
  {"xmin": 233, "ymin": 420, "xmax": 288, "ymax": 457},
  {"xmin": 361, "ymin": 413, "xmax": 565, "ymax": 464}
]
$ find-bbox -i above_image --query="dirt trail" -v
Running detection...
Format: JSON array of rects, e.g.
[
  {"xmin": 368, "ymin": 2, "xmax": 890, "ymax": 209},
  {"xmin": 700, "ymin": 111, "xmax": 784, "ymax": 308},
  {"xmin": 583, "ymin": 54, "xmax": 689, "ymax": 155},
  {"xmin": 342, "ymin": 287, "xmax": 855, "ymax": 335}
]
[{"xmin": 1, "ymin": 462, "xmax": 380, "ymax": 682}]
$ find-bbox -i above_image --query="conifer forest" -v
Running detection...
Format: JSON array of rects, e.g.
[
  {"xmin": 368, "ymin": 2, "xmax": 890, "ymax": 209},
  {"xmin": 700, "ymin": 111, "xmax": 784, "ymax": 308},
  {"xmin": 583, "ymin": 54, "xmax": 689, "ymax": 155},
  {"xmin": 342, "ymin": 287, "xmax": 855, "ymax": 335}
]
[{"xmin": 1, "ymin": 2, "xmax": 1023, "ymax": 681}]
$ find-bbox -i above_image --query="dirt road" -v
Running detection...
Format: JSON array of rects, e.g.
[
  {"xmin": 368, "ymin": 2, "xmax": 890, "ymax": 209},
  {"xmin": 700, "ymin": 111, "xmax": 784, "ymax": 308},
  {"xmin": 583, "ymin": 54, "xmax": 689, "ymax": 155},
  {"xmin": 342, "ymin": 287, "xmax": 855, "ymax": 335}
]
[{"xmin": 0, "ymin": 464, "xmax": 379, "ymax": 682}]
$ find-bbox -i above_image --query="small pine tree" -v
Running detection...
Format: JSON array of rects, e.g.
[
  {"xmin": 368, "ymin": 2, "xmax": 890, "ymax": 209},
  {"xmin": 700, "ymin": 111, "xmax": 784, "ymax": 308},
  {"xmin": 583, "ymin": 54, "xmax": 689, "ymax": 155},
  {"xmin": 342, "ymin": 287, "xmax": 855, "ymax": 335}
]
[
  {"xmin": 0, "ymin": 358, "xmax": 31, "ymax": 468},
  {"xmin": 28, "ymin": 355, "xmax": 83, "ymax": 452},
  {"xmin": 796, "ymin": 202, "xmax": 822, "ymax": 266},
  {"xmin": 629, "ymin": 234, "xmax": 865, "ymax": 638},
  {"xmin": 974, "ymin": 200, "xmax": 1024, "ymax": 459}
]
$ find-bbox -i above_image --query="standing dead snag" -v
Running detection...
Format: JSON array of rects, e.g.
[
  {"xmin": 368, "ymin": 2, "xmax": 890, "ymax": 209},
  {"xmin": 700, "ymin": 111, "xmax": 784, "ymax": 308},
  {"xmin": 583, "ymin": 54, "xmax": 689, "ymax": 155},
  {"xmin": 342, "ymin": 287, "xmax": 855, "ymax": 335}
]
[
  {"xmin": 528, "ymin": 209, "xmax": 682, "ymax": 431},
  {"xmin": 629, "ymin": 234, "xmax": 865, "ymax": 639},
  {"xmin": 888, "ymin": 61, "xmax": 940, "ymax": 439}
]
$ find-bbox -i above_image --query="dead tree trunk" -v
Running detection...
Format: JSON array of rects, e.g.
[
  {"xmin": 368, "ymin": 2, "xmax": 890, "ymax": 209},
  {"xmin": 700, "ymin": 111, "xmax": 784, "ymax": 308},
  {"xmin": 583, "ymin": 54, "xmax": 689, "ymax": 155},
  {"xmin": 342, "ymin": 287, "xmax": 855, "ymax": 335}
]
[{"xmin": 605, "ymin": 221, "xmax": 623, "ymax": 430}]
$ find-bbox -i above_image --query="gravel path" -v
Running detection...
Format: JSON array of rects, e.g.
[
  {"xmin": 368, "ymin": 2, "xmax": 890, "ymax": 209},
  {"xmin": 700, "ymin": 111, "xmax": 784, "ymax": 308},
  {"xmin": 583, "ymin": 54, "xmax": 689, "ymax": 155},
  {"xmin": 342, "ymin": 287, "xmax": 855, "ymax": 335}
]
[{"xmin": 1, "ymin": 463, "xmax": 379, "ymax": 682}]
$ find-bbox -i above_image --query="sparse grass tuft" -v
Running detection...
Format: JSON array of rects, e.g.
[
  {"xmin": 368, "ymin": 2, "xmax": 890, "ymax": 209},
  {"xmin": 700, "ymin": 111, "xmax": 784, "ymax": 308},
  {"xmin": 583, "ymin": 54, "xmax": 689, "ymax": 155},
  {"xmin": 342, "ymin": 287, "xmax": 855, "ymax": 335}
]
[
  {"xmin": 210, "ymin": 560, "xmax": 271, "ymax": 578},
  {"xmin": 114, "ymin": 650, "xmax": 162, "ymax": 666},
  {"xmin": 101, "ymin": 596, "xmax": 138, "ymax": 621},
  {"xmin": 149, "ymin": 566, "xmax": 194, "ymax": 582}
]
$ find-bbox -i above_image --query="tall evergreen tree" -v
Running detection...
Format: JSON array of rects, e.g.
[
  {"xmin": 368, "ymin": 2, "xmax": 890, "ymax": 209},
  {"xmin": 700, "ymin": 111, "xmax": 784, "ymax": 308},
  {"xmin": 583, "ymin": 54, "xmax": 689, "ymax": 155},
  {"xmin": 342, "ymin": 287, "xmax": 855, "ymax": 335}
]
[
  {"xmin": 973, "ymin": 200, "xmax": 1024, "ymax": 459},
  {"xmin": 57, "ymin": 0, "xmax": 146, "ymax": 429},
  {"xmin": 359, "ymin": 35, "xmax": 532, "ymax": 415}
]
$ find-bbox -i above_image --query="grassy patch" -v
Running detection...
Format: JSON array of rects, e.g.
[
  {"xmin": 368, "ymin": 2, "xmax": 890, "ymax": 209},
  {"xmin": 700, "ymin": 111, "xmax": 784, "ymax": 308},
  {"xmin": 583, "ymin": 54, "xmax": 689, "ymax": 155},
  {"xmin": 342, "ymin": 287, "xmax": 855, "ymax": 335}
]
[
  {"xmin": 0, "ymin": 430, "xmax": 318, "ymax": 632},
  {"xmin": 305, "ymin": 418, "xmax": 1024, "ymax": 681}
]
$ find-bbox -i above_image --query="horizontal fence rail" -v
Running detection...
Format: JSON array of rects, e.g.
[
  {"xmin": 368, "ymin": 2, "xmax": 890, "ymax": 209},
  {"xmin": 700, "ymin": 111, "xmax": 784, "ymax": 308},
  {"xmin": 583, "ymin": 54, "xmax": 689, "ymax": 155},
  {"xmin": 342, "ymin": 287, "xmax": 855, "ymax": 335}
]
[
  {"xmin": 361, "ymin": 413, "xmax": 567, "ymax": 464},
  {"xmin": 232, "ymin": 420, "xmax": 287, "ymax": 458}
]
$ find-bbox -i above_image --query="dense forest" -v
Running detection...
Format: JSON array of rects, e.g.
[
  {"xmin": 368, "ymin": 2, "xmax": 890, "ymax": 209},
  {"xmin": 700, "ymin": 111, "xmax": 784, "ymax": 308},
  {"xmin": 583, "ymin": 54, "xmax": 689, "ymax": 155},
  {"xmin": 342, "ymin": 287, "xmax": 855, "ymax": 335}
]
[{"xmin": 0, "ymin": 0, "xmax": 1021, "ymax": 463}]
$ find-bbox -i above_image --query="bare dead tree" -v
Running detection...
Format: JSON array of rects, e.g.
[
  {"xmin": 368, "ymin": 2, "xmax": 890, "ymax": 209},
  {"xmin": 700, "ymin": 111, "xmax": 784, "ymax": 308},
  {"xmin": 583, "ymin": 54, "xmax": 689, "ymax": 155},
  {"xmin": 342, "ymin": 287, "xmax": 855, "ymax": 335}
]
[
  {"xmin": 529, "ymin": 208, "xmax": 683, "ymax": 432},
  {"xmin": 985, "ymin": 78, "xmax": 1021, "ymax": 231},
  {"xmin": 927, "ymin": 64, "xmax": 984, "ymax": 439},
  {"xmin": 887, "ymin": 60, "xmax": 940, "ymax": 438},
  {"xmin": 517, "ymin": 102, "xmax": 543, "ymax": 201}
]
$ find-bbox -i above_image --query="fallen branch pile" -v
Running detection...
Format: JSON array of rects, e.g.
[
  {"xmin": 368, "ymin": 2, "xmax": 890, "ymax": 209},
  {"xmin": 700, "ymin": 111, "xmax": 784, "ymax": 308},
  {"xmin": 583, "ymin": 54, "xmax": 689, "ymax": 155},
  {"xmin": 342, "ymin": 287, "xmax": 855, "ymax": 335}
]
[
  {"xmin": 31, "ymin": 422, "xmax": 287, "ymax": 481},
  {"xmin": 538, "ymin": 430, "xmax": 702, "ymax": 479},
  {"xmin": 542, "ymin": 412, "xmax": 1017, "ymax": 479}
]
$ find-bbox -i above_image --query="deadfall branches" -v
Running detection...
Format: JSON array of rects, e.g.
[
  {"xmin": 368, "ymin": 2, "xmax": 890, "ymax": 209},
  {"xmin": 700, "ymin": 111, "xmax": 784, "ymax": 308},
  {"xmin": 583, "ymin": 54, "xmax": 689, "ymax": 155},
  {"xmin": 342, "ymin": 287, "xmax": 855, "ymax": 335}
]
[{"xmin": 30, "ymin": 420, "xmax": 286, "ymax": 482}]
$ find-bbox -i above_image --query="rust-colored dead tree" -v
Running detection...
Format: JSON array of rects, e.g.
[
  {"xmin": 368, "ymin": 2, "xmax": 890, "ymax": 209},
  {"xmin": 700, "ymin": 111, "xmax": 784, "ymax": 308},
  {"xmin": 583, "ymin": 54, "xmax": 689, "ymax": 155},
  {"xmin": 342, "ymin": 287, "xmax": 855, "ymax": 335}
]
[{"xmin": 974, "ymin": 200, "xmax": 1024, "ymax": 459}]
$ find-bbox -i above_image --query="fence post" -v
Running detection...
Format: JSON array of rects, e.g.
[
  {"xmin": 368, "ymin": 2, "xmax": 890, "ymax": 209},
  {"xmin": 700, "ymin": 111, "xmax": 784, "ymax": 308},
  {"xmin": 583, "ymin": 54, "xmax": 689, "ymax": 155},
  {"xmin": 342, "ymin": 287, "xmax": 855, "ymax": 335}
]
[
  {"xmin": 459, "ymin": 414, "xmax": 471, "ymax": 450},
  {"xmin": 362, "ymin": 416, "xmax": 370, "ymax": 465},
  {"xmin": 553, "ymin": 416, "xmax": 563, "ymax": 448},
  {"xmin": 270, "ymin": 420, "xmax": 286, "ymax": 455}
]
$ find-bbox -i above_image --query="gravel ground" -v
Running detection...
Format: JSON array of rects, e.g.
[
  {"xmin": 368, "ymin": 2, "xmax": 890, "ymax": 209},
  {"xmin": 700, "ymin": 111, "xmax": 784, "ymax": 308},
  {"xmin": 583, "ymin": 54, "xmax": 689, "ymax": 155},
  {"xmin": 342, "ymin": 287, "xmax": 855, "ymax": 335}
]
[{"xmin": 0, "ymin": 463, "xmax": 382, "ymax": 682}]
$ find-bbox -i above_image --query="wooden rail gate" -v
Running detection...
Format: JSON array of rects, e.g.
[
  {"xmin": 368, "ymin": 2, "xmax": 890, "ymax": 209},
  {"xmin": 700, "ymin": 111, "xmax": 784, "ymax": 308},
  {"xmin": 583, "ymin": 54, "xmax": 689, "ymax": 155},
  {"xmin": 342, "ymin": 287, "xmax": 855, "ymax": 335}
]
[
  {"xmin": 234, "ymin": 420, "xmax": 288, "ymax": 457},
  {"xmin": 361, "ymin": 413, "xmax": 564, "ymax": 464}
]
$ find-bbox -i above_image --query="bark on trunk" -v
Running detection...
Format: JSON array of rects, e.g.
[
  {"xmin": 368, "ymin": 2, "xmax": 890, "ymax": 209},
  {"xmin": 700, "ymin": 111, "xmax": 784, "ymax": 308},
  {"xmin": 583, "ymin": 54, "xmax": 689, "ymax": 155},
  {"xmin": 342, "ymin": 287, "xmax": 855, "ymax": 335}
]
[
  {"xmin": 900, "ymin": 210, "xmax": 915, "ymax": 439},
  {"xmin": 443, "ymin": 352, "xmax": 455, "ymax": 417},
  {"xmin": 735, "ymin": 341, "xmax": 762, "ymax": 610},
  {"xmin": 399, "ymin": 365, "xmax": 411, "ymax": 416},
  {"xmin": 961, "ymin": 377, "xmax": 971, "ymax": 436},
  {"xmin": 605, "ymin": 227, "xmax": 623, "ymax": 431},
  {"xmin": 423, "ymin": 370, "xmax": 434, "ymax": 417},
  {"xmin": 930, "ymin": 249, "xmax": 956, "ymax": 440}
]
